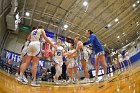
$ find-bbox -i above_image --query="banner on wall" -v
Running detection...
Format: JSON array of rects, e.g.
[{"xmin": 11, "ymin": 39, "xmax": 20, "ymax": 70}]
[
  {"xmin": 5, "ymin": 50, "xmax": 45, "ymax": 67},
  {"xmin": 58, "ymin": 35, "xmax": 65, "ymax": 41},
  {"xmin": 5, "ymin": 50, "xmax": 21, "ymax": 63},
  {"xmin": 45, "ymin": 31, "xmax": 55, "ymax": 38},
  {"xmin": 66, "ymin": 37, "xmax": 74, "ymax": 44}
]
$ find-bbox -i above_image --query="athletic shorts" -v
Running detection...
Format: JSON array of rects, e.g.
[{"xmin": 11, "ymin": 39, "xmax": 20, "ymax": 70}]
[
  {"xmin": 52, "ymin": 57, "xmax": 63, "ymax": 66},
  {"xmin": 67, "ymin": 57, "xmax": 78, "ymax": 68},
  {"xmin": 95, "ymin": 51, "xmax": 105, "ymax": 58},
  {"xmin": 78, "ymin": 49, "xmax": 89, "ymax": 61},
  {"xmin": 27, "ymin": 41, "xmax": 41, "ymax": 57},
  {"xmin": 20, "ymin": 46, "xmax": 28, "ymax": 60}
]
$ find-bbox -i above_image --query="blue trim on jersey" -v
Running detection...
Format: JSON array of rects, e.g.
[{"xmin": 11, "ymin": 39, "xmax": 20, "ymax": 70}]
[
  {"xmin": 36, "ymin": 51, "xmax": 41, "ymax": 56},
  {"xmin": 24, "ymin": 53, "xmax": 27, "ymax": 56},
  {"xmin": 62, "ymin": 56, "xmax": 67, "ymax": 61},
  {"xmin": 84, "ymin": 34, "xmax": 104, "ymax": 54}
]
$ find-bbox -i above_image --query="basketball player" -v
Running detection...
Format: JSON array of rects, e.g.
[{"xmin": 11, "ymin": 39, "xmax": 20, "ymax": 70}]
[
  {"xmin": 83, "ymin": 30, "xmax": 108, "ymax": 82},
  {"xmin": 125, "ymin": 50, "xmax": 131, "ymax": 67},
  {"xmin": 118, "ymin": 52, "xmax": 126, "ymax": 71},
  {"xmin": 52, "ymin": 39, "xmax": 65, "ymax": 85},
  {"xmin": 67, "ymin": 37, "xmax": 90, "ymax": 83},
  {"xmin": 66, "ymin": 44, "xmax": 79, "ymax": 84},
  {"xmin": 16, "ymin": 25, "xmax": 56, "ymax": 86}
]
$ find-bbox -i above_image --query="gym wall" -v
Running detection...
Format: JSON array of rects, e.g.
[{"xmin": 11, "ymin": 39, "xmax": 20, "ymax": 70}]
[{"xmin": 0, "ymin": 0, "xmax": 12, "ymax": 52}]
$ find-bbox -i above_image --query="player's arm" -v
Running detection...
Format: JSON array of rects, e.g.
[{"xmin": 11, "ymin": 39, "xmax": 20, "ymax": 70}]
[
  {"xmin": 51, "ymin": 47, "xmax": 56, "ymax": 56},
  {"xmin": 83, "ymin": 36, "xmax": 95, "ymax": 46},
  {"xmin": 27, "ymin": 34, "xmax": 31, "ymax": 41},
  {"xmin": 67, "ymin": 43, "xmax": 80, "ymax": 58},
  {"xmin": 41, "ymin": 30, "xmax": 56, "ymax": 48}
]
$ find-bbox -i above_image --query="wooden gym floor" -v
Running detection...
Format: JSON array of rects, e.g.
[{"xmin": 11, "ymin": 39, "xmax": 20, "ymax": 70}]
[{"xmin": 0, "ymin": 60, "xmax": 140, "ymax": 93}]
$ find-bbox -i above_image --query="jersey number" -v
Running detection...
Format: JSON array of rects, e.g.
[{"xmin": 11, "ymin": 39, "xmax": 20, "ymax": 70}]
[
  {"xmin": 32, "ymin": 30, "xmax": 37, "ymax": 35},
  {"xmin": 57, "ymin": 52, "xmax": 61, "ymax": 56}
]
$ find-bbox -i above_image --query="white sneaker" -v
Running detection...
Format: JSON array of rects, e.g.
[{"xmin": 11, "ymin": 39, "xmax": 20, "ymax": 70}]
[
  {"xmin": 100, "ymin": 75, "xmax": 109, "ymax": 82},
  {"xmin": 67, "ymin": 79, "xmax": 72, "ymax": 84},
  {"xmin": 91, "ymin": 77, "xmax": 99, "ymax": 83},
  {"xmin": 73, "ymin": 79, "xmax": 79, "ymax": 84},
  {"xmin": 22, "ymin": 75, "xmax": 28, "ymax": 83},
  {"xmin": 16, "ymin": 75, "xmax": 28, "ymax": 85},
  {"xmin": 80, "ymin": 78, "xmax": 90, "ymax": 84},
  {"xmin": 15, "ymin": 73, "xmax": 18, "ymax": 77},
  {"xmin": 54, "ymin": 80, "xmax": 61, "ymax": 85},
  {"xmin": 31, "ymin": 81, "xmax": 40, "ymax": 87}
]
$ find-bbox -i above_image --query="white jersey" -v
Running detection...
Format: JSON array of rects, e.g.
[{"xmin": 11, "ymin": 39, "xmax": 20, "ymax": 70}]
[
  {"xmin": 27, "ymin": 29, "xmax": 43, "ymax": 57},
  {"xmin": 30, "ymin": 29, "xmax": 42, "ymax": 42},
  {"xmin": 53, "ymin": 45, "xmax": 64, "ymax": 64},
  {"xmin": 118, "ymin": 54, "xmax": 123, "ymax": 62},
  {"xmin": 67, "ymin": 49, "xmax": 75, "ymax": 63}
]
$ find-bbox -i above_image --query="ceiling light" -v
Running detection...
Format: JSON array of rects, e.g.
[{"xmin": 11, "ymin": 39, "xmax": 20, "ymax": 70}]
[
  {"xmin": 25, "ymin": 12, "xmax": 30, "ymax": 16},
  {"xmin": 132, "ymin": 4, "xmax": 136, "ymax": 7},
  {"xmin": 83, "ymin": 1, "xmax": 88, "ymax": 6},
  {"xmin": 136, "ymin": 22, "xmax": 139, "ymax": 26},
  {"xmin": 117, "ymin": 36, "xmax": 120, "ymax": 39},
  {"xmin": 115, "ymin": 18, "xmax": 119, "ymax": 22},
  {"xmin": 107, "ymin": 23, "xmax": 111, "ymax": 27},
  {"xmin": 137, "ymin": 0, "xmax": 140, "ymax": 3},
  {"xmin": 64, "ymin": 24, "xmax": 68, "ymax": 29},
  {"xmin": 132, "ymin": 42, "xmax": 135, "ymax": 45}
]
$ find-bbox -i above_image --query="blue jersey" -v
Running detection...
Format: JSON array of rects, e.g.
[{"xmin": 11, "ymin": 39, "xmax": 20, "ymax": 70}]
[{"xmin": 84, "ymin": 34, "xmax": 104, "ymax": 54}]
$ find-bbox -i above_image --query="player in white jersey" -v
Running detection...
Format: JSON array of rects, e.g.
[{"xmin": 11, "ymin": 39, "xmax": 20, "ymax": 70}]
[
  {"xmin": 16, "ymin": 25, "xmax": 56, "ymax": 86},
  {"xmin": 66, "ymin": 44, "xmax": 79, "ymax": 84},
  {"xmin": 52, "ymin": 39, "xmax": 65, "ymax": 85},
  {"xmin": 67, "ymin": 37, "xmax": 90, "ymax": 83},
  {"xmin": 118, "ymin": 52, "xmax": 126, "ymax": 71},
  {"xmin": 125, "ymin": 50, "xmax": 131, "ymax": 67}
]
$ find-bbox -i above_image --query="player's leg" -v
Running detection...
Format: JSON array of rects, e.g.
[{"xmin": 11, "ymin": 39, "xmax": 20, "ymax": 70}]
[
  {"xmin": 99, "ymin": 54, "xmax": 108, "ymax": 81},
  {"xmin": 30, "ymin": 56, "xmax": 40, "ymax": 86}
]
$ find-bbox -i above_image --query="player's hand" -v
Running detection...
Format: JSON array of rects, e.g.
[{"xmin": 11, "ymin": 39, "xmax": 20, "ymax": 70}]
[
  {"xmin": 53, "ymin": 45, "xmax": 57, "ymax": 50},
  {"xmin": 66, "ymin": 54, "xmax": 71, "ymax": 58}
]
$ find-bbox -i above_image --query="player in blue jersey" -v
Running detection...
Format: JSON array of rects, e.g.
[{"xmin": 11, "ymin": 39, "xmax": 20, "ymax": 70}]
[{"xmin": 83, "ymin": 30, "xmax": 108, "ymax": 82}]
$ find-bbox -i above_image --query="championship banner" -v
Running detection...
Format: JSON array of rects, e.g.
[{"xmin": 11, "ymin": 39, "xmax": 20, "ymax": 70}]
[
  {"xmin": 5, "ymin": 50, "xmax": 21, "ymax": 63},
  {"xmin": 66, "ymin": 37, "xmax": 74, "ymax": 44},
  {"xmin": 58, "ymin": 35, "xmax": 65, "ymax": 41},
  {"xmin": 45, "ymin": 31, "xmax": 55, "ymax": 38}
]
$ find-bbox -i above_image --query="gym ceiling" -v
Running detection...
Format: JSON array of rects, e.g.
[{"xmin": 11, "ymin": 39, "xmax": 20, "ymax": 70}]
[{"xmin": 19, "ymin": 0, "xmax": 140, "ymax": 49}]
